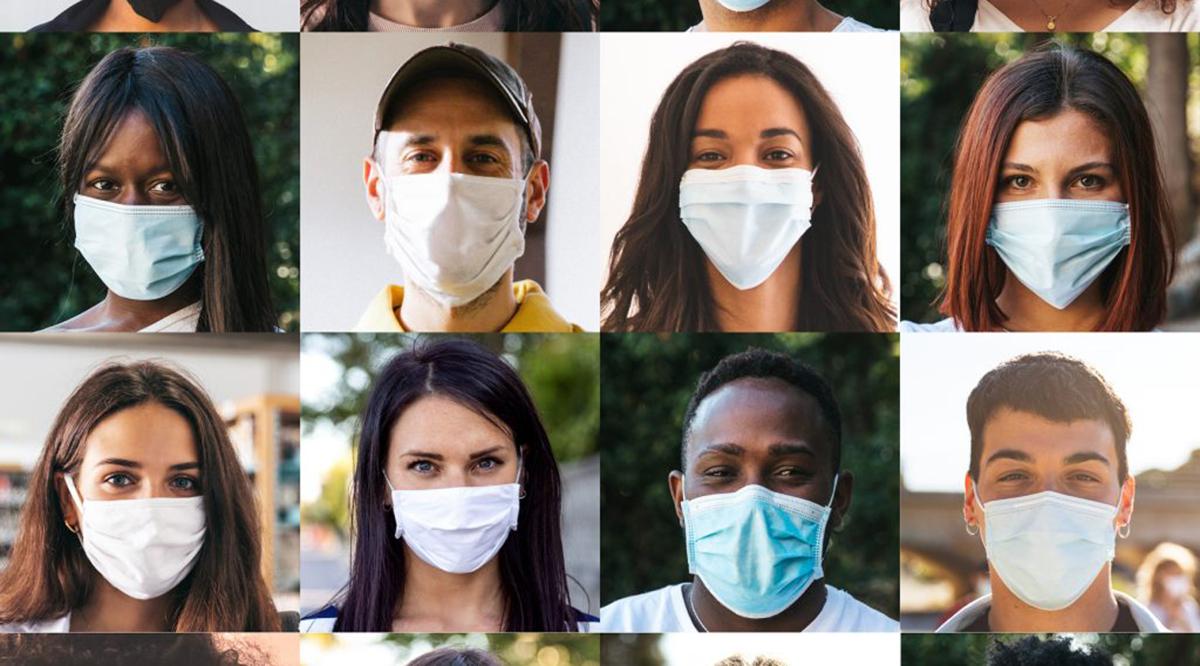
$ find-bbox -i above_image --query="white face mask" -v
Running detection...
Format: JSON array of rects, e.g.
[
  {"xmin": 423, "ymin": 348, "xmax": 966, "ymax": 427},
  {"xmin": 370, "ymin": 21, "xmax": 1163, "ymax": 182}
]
[
  {"xmin": 386, "ymin": 471, "xmax": 521, "ymax": 574},
  {"xmin": 1163, "ymin": 575, "xmax": 1192, "ymax": 599},
  {"xmin": 73, "ymin": 194, "xmax": 205, "ymax": 301},
  {"xmin": 64, "ymin": 474, "xmax": 206, "ymax": 600},
  {"xmin": 975, "ymin": 488, "xmax": 1119, "ymax": 611},
  {"xmin": 678, "ymin": 165, "xmax": 815, "ymax": 291},
  {"xmin": 383, "ymin": 172, "xmax": 527, "ymax": 308}
]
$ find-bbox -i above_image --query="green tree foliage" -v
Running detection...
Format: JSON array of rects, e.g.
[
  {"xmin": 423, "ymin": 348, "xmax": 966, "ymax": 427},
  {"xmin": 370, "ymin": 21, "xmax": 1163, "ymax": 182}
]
[
  {"xmin": 0, "ymin": 33, "xmax": 299, "ymax": 330},
  {"xmin": 599, "ymin": 0, "xmax": 896, "ymax": 31},
  {"xmin": 900, "ymin": 34, "xmax": 1151, "ymax": 324},
  {"xmin": 300, "ymin": 333, "xmax": 600, "ymax": 535},
  {"xmin": 600, "ymin": 333, "xmax": 899, "ymax": 618}
]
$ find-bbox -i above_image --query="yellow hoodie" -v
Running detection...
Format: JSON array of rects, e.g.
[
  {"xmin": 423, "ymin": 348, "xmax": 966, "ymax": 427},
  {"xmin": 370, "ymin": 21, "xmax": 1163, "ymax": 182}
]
[{"xmin": 354, "ymin": 280, "xmax": 584, "ymax": 332}]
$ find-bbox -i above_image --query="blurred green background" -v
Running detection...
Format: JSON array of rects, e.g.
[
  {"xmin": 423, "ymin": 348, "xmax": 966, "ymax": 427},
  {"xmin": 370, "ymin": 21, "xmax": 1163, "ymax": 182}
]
[
  {"xmin": 302, "ymin": 633, "xmax": 598, "ymax": 666},
  {"xmin": 902, "ymin": 33, "xmax": 1200, "ymax": 326},
  {"xmin": 600, "ymin": 0, "xmax": 896, "ymax": 31},
  {"xmin": 0, "ymin": 33, "xmax": 299, "ymax": 331},
  {"xmin": 600, "ymin": 333, "xmax": 899, "ymax": 619},
  {"xmin": 901, "ymin": 633, "xmax": 1200, "ymax": 666}
]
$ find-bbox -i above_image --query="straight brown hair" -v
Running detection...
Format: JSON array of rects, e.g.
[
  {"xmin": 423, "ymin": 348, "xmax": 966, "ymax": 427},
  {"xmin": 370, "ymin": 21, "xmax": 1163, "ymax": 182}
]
[
  {"xmin": 601, "ymin": 42, "xmax": 895, "ymax": 332},
  {"xmin": 940, "ymin": 45, "xmax": 1174, "ymax": 331},
  {"xmin": 0, "ymin": 361, "xmax": 281, "ymax": 631}
]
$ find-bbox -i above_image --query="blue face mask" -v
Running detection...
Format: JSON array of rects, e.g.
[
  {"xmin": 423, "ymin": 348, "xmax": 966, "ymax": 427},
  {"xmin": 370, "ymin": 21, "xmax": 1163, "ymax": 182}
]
[
  {"xmin": 713, "ymin": 0, "xmax": 771, "ymax": 12},
  {"xmin": 682, "ymin": 476, "xmax": 838, "ymax": 619},
  {"xmin": 986, "ymin": 199, "xmax": 1131, "ymax": 310},
  {"xmin": 73, "ymin": 194, "xmax": 205, "ymax": 301}
]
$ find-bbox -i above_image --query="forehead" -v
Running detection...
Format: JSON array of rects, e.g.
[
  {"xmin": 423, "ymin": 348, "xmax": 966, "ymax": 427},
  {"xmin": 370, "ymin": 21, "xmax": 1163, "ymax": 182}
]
[
  {"xmin": 80, "ymin": 402, "xmax": 198, "ymax": 467},
  {"xmin": 693, "ymin": 74, "xmax": 811, "ymax": 137},
  {"xmin": 383, "ymin": 77, "xmax": 520, "ymax": 141},
  {"xmin": 1003, "ymin": 109, "xmax": 1112, "ymax": 165},
  {"xmin": 979, "ymin": 407, "xmax": 1117, "ymax": 466},
  {"xmin": 687, "ymin": 377, "xmax": 830, "ymax": 460},
  {"xmin": 91, "ymin": 108, "xmax": 168, "ymax": 170},
  {"xmin": 388, "ymin": 394, "xmax": 516, "ymax": 458}
]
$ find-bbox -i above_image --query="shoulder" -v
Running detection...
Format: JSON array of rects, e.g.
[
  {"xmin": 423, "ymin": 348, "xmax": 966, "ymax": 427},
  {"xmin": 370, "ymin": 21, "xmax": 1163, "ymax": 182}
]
[
  {"xmin": 935, "ymin": 594, "xmax": 990, "ymax": 632},
  {"xmin": 1116, "ymin": 591, "xmax": 1169, "ymax": 632},
  {"xmin": 833, "ymin": 16, "xmax": 885, "ymax": 31},
  {"xmin": 899, "ymin": 317, "xmax": 961, "ymax": 332},
  {"xmin": 599, "ymin": 584, "xmax": 688, "ymax": 632},
  {"xmin": 899, "ymin": 0, "xmax": 935, "ymax": 31},
  {"xmin": 199, "ymin": 0, "xmax": 256, "ymax": 31},
  {"xmin": 299, "ymin": 606, "xmax": 339, "ymax": 633},
  {"xmin": 29, "ymin": 0, "xmax": 94, "ymax": 31},
  {"xmin": 815, "ymin": 587, "xmax": 899, "ymax": 632}
]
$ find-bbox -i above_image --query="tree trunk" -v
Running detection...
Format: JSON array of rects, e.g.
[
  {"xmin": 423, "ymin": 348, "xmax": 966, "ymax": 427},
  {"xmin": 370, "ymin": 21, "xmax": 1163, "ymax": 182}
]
[{"xmin": 1146, "ymin": 34, "xmax": 1194, "ymax": 245}]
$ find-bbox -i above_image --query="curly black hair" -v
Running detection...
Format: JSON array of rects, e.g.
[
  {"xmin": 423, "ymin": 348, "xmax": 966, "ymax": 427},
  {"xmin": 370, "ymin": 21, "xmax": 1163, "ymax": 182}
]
[
  {"xmin": 988, "ymin": 636, "xmax": 1112, "ymax": 666},
  {"xmin": 680, "ymin": 348, "xmax": 842, "ymax": 472},
  {"xmin": 0, "ymin": 634, "xmax": 270, "ymax": 666},
  {"xmin": 406, "ymin": 648, "xmax": 503, "ymax": 666}
]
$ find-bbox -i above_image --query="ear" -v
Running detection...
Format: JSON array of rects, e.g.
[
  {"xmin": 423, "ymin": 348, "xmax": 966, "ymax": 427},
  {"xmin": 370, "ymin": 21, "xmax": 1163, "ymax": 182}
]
[
  {"xmin": 55, "ymin": 472, "xmax": 80, "ymax": 533},
  {"xmin": 522, "ymin": 160, "xmax": 550, "ymax": 224},
  {"xmin": 963, "ymin": 472, "xmax": 980, "ymax": 535},
  {"xmin": 364, "ymin": 156, "xmax": 387, "ymax": 222},
  {"xmin": 829, "ymin": 470, "xmax": 853, "ymax": 530},
  {"xmin": 668, "ymin": 470, "xmax": 686, "ymax": 528},
  {"xmin": 811, "ymin": 169, "xmax": 823, "ymax": 212},
  {"xmin": 1116, "ymin": 474, "xmax": 1136, "ymax": 535}
]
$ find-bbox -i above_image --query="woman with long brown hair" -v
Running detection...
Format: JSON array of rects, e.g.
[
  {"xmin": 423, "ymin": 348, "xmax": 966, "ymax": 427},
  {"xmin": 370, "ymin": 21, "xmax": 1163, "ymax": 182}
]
[
  {"xmin": 0, "ymin": 361, "xmax": 286, "ymax": 632},
  {"xmin": 902, "ymin": 45, "xmax": 1175, "ymax": 332},
  {"xmin": 601, "ymin": 42, "xmax": 895, "ymax": 333}
]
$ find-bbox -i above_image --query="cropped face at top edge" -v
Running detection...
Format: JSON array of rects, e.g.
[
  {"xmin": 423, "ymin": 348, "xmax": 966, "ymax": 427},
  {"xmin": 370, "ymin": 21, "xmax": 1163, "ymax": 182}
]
[
  {"xmin": 385, "ymin": 395, "xmax": 521, "ymax": 491},
  {"xmin": 79, "ymin": 109, "xmax": 187, "ymax": 207},
  {"xmin": 688, "ymin": 75, "xmax": 814, "ymax": 172},
  {"xmin": 377, "ymin": 77, "xmax": 525, "ymax": 180},
  {"xmin": 966, "ymin": 407, "xmax": 1133, "ymax": 539},
  {"xmin": 994, "ymin": 109, "xmax": 1124, "ymax": 204},
  {"xmin": 682, "ymin": 377, "xmax": 834, "ymax": 504},
  {"xmin": 63, "ymin": 402, "xmax": 202, "ymax": 503}
]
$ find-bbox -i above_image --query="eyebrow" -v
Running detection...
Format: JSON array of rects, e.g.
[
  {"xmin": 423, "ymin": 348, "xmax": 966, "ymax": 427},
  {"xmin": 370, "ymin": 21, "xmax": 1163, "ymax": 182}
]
[
  {"xmin": 467, "ymin": 134, "xmax": 512, "ymax": 152},
  {"xmin": 983, "ymin": 448, "xmax": 1033, "ymax": 466},
  {"xmin": 86, "ymin": 163, "xmax": 172, "ymax": 175},
  {"xmin": 768, "ymin": 442, "xmax": 815, "ymax": 457},
  {"xmin": 691, "ymin": 128, "xmax": 804, "ymax": 142},
  {"xmin": 95, "ymin": 458, "xmax": 200, "ymax": 471},
  {"xmin": 1064, "ymin": 451, "xmax": 1111, "ymax": 466},
  {"xmin": 984, "ymin": 449, "xmax": 1112, "ymax": 467},
  {"xmin": 695, "ymin": 442, "xmax": 745, "ymax": 457},
  {"xmin": 1065, "ymin": 162, "xmax": 1115, "ymax": 176},
  {"xmin": 399, "ymin": 446, "xmax": 509, "ymax": 461}
]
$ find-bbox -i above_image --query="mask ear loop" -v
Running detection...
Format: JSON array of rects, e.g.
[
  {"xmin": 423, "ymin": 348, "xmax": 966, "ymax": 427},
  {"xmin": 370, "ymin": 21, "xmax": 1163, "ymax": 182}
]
[
  {"xmin": 965, "ymin": 481, "xmax": 981, "ymax": 536},
  {"xmin": 62, "ymin": 474, "xmax": 84, "ymax": 536},
  {"xmin": 516, "ymin": 451, "xmax": 526, "ymax": 500}
]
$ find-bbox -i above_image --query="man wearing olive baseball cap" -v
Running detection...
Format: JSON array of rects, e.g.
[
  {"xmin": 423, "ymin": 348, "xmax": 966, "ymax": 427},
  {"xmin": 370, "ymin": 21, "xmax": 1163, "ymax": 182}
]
[{"xmin": 356, "ymin": 42, "xmax": 582, "ymax": 333}]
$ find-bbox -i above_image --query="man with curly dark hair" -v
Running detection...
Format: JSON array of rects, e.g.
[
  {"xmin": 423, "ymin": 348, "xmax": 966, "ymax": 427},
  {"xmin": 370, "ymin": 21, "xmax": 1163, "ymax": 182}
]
[{"xmin": 989, "ymin": 636, "xmax": 1112, "ymax": 666}]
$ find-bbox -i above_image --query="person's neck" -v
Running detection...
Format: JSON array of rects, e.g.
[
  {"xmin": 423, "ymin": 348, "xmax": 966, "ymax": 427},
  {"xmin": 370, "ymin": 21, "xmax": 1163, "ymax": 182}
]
[
  {"xmin": 699, "ymin": 0, "xmax": 842, "ymax": 31},
  {"xmin": 708, "ymin": 245, "xmax": 801, "ymax": 332},
  {"xmin": 687, "ymin": 578, "xmax": 827, "ymax": 631},
  {"xmin": 393, "ymin": 551, "xmax": 506, "ymax": 631},
  {"xmin": 993, "ymin": 277, "xmax": 1106, "ymax": 331},
  {"xmin": 398, "ymin": 273, "xmax": 518, "ymax": 332},
  {"xmin": 71, "ymin": 577, "xmax": 173, "ymax": 632},
  {"xmin": 987, "ymin": 567, "xmax": 1119, "ymax": 632},
  {"xmin": 94, "ymin": 0, "xmax": 215, "ymax": 32},
  {"xmin": 371, "ymin": 0, "xmax": 494, "ymax": 27}
]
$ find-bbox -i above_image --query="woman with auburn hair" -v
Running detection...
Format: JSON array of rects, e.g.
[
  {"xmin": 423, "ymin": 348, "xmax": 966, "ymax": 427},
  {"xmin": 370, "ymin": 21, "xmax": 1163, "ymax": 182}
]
[
  {"xmin": 0, "ymin": 361, "xmax": 288, "ymax": 632},
  {"xmin": 902, "ymin": 45, "xmax": 1174, "ymax": 332},
  {"xmin": 601, "ymin": 42, "xmax": 895, "ymax": 333}
]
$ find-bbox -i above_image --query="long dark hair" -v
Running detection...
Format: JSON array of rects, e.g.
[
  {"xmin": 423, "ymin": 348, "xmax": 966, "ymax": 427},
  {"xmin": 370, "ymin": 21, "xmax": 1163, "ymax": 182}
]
[
  {"xmin": 0, "ymin": 361, "xmax": 281, "ymax": 631},
  {"xmin": 940, "ymin": 45, "xmax": 1174, "ymax": 331},
  {"xmin": 0, "ymin": 634, "xmax": 271, "ymax": 666},
  {"xmin": 331, "ymin": 338, "xmax": 574, "ymax": 631},
  {"xmin": 300, "ymin": 0, "xmax": 596, "ymax": 30},
  {"xmin": 601, "ymin": 42, "xmax": 895, "ymax": 333},
  {"xmin": 58, "ymin": 46, "xmax": 276, "ymax": 332}
]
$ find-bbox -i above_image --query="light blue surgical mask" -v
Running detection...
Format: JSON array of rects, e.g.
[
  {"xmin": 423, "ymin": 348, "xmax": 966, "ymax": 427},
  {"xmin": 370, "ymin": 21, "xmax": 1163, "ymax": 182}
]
[
  {"xmin": 986, "ymin": 199, "xmax": 1131, "ymax": 310},
  {"xmin": 73, "ymin": 194, "xmax": 205, "ymax": 301},
  {"xmin": 682, "ymin": 475, "xmax": 838, "ymax": 619},
  {"xmin": 713, "ymin": 0, "xmax": 771, "ymax": 11}
]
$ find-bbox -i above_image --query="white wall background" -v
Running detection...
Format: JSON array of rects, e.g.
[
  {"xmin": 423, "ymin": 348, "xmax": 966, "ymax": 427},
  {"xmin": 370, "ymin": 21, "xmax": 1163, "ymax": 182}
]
[
  {"xmin": 0, "ymin": 334, "xmax": 299, "ymax": 469},
  {"xmin": 300, "ymin": 33, "xmax": 601, "ymax": 332},
  {"xmin": 598, "ymin": 33, "xmax": 901, "ymax": 319},
  {"xmin": 0, "ymin": 0, "xmax": 299, "ymax": 31},
  {"xmin": 901, "ymin": 332, "xmax": 1200, "ymax": 492}
]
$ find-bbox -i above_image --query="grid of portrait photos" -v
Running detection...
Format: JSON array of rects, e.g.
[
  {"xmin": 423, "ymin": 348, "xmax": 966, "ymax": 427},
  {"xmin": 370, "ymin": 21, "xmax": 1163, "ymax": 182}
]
[{"xmin": 0, "ymin": 1, "xmax": 1199, "ymax": 665}]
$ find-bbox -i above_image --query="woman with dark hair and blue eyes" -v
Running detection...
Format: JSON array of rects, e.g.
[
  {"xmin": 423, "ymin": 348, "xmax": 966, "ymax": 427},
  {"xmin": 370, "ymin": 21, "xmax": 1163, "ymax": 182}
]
[
  {"xmin": 300, "ymin": 338, "xmax": 596, "ymax": 632},
  {"xmin": 45, "ymin": 46, "xmax": 277, "ymax": 333}
]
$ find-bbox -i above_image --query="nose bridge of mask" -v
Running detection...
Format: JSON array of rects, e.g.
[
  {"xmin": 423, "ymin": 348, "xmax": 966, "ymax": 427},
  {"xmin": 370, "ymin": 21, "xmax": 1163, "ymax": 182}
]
[{"xmin": 681, "ymin": 473, "xmax": 839, "ymax": 515}]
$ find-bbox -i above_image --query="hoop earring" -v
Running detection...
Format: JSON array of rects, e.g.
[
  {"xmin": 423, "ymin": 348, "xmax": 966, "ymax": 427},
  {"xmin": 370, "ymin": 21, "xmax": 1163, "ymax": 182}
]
[
  {"xmin": 518, "ymin": 487, "xmax": 526, "ymax": 500},
  {"xmin": 1118, "ymin": 521, "xmax": 1131, "ymax": 539},
  {"xmin": 965, "ymin": 522, "xmax": 979, "ymax": 536},
  {"xmin": 64, "ymin": 520, "xmax": 79, "ymax": 534}
]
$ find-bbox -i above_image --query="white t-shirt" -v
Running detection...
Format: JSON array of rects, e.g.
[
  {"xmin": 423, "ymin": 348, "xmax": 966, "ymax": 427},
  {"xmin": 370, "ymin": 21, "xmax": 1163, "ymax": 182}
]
[
  {"xmin": 0, "ymin": 614, "xmax": 70, "ymax": 633},
  {"xmin": 900, "ymin": 0, "xmax": 1200, "ymax": 31},
  {"xmin": 689, "ymin": 15, "xmax": 883, "ymax": 31},
  {"xmin": 899, "ymin": 317, "xmax": 961, "ymax": 332},
  {"xmin": 600, "ymin": 583, "xmax": 898, "ymax": 632},
  {"xmin": 138, "ymin": 302, "xmax": 202, "ymax": 332}
]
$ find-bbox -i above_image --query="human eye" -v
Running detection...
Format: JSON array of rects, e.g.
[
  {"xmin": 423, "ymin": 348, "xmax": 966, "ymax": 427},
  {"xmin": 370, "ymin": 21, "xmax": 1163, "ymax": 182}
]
[
  {"xmin": 408, "ymin": 459, "xmax": 437, "ymax": 475},
  {"xmin": 103, "ymin": 472, "xmax": 137, "ymax": 488},
  {"xmin": 169, "ymin": 475, "xmax": 201, "ymax": 492}
]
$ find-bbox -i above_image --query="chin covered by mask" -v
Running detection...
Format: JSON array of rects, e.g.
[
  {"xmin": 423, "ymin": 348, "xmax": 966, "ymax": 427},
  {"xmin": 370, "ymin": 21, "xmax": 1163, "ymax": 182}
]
[{"xmin": 127, "ymin": 0, "xmax": 184, "ymax": 22}]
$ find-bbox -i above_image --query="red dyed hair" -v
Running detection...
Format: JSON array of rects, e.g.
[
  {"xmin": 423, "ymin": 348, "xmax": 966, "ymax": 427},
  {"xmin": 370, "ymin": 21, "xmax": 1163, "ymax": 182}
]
[{"xmin": 940, "ymin": 45, "xmax": 1174, "ymax": 331}]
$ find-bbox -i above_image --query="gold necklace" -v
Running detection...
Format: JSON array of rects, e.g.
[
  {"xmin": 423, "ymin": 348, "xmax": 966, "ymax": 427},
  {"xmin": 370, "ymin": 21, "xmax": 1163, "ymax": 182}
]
[{"xmin": 1028, "ymin": 0, "xmax": 1080, "ymax": 29}]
